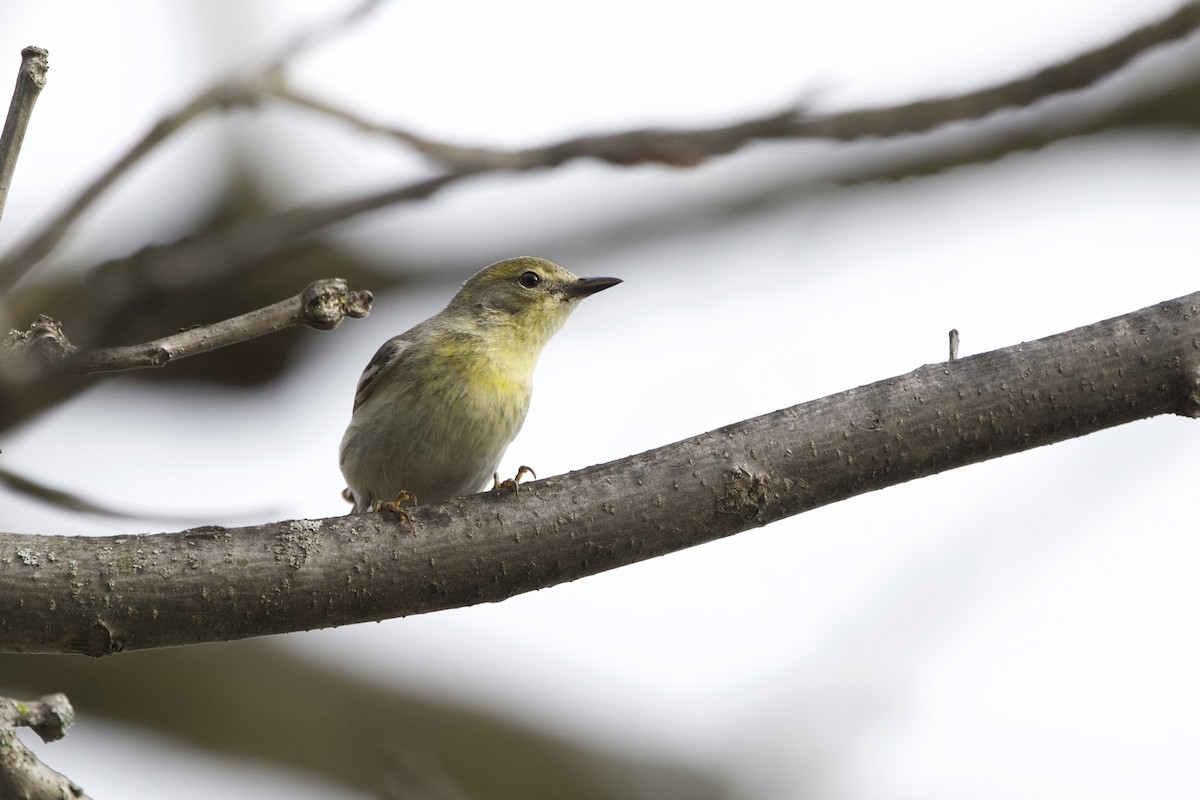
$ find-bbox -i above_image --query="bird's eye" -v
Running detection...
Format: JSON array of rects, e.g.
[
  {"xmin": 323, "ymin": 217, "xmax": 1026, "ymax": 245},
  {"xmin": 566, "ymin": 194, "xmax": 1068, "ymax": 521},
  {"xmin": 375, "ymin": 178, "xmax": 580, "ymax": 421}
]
[{"xmin": 518, "ymin": 271, "xmax": 542, "ymax": 289}]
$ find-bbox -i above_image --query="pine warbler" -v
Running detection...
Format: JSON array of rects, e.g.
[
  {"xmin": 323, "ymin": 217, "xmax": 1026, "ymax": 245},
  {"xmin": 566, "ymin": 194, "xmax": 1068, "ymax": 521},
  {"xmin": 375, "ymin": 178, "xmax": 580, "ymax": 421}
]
[{"xmin": 339, "ymin": 257, "xmax": 621, "ymax": 513}]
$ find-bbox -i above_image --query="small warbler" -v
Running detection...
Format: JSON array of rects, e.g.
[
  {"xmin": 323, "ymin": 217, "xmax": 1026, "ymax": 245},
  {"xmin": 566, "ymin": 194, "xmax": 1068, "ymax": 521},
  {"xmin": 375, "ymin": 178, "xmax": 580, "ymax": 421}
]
[{"xmin": 339, "ymin": 257, "xmax": 621, "ymax": 513}]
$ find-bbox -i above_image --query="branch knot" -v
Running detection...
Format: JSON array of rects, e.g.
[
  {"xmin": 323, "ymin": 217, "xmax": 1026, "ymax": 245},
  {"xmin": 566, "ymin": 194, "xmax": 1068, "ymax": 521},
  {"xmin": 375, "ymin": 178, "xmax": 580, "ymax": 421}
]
[
  {"xmin": 300, "ymin": 278, "xmax": 374, "ymax": 330},
  {"xmin": 716, "ymin": 467, "xmax": 776, "ymax": 525}
]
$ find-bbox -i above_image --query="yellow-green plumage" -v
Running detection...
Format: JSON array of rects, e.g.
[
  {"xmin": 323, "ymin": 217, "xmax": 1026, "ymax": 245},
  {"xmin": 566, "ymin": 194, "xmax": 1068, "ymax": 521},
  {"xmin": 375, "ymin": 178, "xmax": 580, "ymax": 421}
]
[{"xmin": 339, "ymin": 257, "xmax": 620, "ymax": 513}]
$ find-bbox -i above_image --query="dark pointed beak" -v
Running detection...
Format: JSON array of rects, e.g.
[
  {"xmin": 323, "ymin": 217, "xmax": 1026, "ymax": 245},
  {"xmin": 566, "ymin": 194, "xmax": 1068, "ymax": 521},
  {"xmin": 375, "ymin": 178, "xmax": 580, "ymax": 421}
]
[{"xmin": 564, "ymin": 276, "xmax": 622, "ymax": 299}]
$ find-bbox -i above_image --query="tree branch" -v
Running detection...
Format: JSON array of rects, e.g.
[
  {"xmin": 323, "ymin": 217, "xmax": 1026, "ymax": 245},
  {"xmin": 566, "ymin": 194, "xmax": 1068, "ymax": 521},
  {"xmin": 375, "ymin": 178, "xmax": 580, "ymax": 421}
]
[
  {"xmin": 2, "ymin": 277, "xmax": 372, "ymax": 377},
  {"xmin": 2, "ymin": 290, "xmax": 1197, "ymax": 656},
  {"xmin": 0, "ymin": 692, "xmax": 92, "ymax": 800},
  {"xmin": 0, "ymin": 47, "xmax": 48, "ymax": 225},
  {"xmin": 73, "ymin": 276, "xmax": 371, "ymax": 374}
]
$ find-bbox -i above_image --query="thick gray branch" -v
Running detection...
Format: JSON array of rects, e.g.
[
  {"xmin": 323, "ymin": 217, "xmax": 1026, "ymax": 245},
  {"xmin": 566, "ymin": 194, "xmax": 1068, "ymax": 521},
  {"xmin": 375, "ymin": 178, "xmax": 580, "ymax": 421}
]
[
  {"xmin": 0, "ymin": 47, "xmax": 48, "ymax": 225},
  {"xmin": 1, "ymin": 291, "xmax": 1198, "ymax": 657}
]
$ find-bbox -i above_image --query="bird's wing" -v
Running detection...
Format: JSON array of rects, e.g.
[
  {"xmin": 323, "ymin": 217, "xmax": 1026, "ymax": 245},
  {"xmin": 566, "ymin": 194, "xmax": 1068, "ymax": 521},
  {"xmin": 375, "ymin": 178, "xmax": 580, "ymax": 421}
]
[{"xmin": 353, "ymin": 335, "xmax": 413, "ymax": 410}]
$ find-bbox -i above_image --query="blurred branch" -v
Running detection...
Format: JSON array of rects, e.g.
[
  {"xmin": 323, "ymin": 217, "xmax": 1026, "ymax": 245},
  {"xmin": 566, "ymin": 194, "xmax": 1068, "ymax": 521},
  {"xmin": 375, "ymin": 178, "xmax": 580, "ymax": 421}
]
[
  {"xmin": 0, "ymin": 80, "xmax": 262, "ymax": 296},
  {"xmin": 4, "ymin": 2, "xmax": 1197, "ymax": 301},
  {"xmin": 267, "ymin": 0, "xmax": 388, "ymax": 69},
  {"xmin": 0, "ymin": 641, "xmax": 722, "ymax": 800},
  {"xmin": 0, "ymin": 462, "xmax": 170, "ymax": 520},
  {"xmin": 0, "ymin": 46, "xmax": 48, "ymax": 224},
  {"xmin": 268, "ymin": 1, "xmax": 1200, "ymax": 171},
  {"xmin": 0, "ymin": 457, "xmax": 281, "ymax": 523},
  {"xmin": 0, "ymin": 692, "xmax": 92, "ymax": 800},
  {"xmin": 134, "ymin": 0, "xmax": 1199, "ymax": 274},
  {"xmin": 2, "ymin": 289, "xmax": 1198, "ymax": 656},
  {"xmin": 0, "ymin": 1, "xmax": 388, "ymax": 296},
  {"xmin": 4, "ymin": 277, "xmax": 372, "ymax": 376},
  {"xmin": 381, "ymin": 751, "xmax": 475, "ymax": 800},
  {"xmin": 117, "ymin": 172, "xmax": 468, "ymax": 283}
]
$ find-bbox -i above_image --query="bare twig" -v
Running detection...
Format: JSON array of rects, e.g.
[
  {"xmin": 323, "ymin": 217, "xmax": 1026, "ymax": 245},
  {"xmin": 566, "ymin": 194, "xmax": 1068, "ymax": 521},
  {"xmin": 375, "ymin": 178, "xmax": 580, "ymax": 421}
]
[
  {"xmin": 0, "ymin": 1, "xmax": 389, "ymax": 296},
  {"xmin": 72, "ymin": 276, "xmax": 372, "ymax": 373},
  {"xmin": 4, "ymin": 277, "xmax": 372, "ymax": 375},
  {"xmin": 0, "ymin": 46, "xmax": 48, "ymax": 224},
  {"xmin": 0, "ymin": 692, "xmax": 92, "ymax": 800},
  {"xmin": 2, "ymin": 288, "xmax": 1198, "ymax": 656}
]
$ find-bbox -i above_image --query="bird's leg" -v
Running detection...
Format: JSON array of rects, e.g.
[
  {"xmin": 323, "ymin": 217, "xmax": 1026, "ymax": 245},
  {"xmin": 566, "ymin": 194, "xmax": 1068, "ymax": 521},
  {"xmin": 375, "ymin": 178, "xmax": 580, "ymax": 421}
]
[{"xmin": 493, "ymin": 465, "xmax": 536, "ymax": 496}]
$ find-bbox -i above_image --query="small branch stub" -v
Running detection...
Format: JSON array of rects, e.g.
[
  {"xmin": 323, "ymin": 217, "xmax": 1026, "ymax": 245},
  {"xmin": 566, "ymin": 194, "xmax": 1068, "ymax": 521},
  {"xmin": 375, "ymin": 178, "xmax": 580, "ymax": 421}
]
[
  {"xmin": 0, "ymin": 692, "xmax": 92, "ymax": 800},
  {"xmin": 0, "ymin": 692, "xmax": 75, "ymax": 743},
  {"xmin": 0, "ymin": 46, "xmax": 48, "ymax": 224},
  {"xmin": 301, "ymin": 277, "xmax": 373, "ymax": 330},
  {"xmin": 0, "ymin": 314, "xmax": 76, "ymax": 385},
  {"xmin": 949, "ymin": 328, "xmax": 960, "ymax": 362}
]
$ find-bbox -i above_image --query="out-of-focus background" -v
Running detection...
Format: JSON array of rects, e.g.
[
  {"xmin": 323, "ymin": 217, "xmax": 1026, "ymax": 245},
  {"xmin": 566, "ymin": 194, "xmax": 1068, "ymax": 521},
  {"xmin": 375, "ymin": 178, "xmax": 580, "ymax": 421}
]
[{"xmin": 2, "ymin": 1, "xmax": 1200, "ymax": 798}]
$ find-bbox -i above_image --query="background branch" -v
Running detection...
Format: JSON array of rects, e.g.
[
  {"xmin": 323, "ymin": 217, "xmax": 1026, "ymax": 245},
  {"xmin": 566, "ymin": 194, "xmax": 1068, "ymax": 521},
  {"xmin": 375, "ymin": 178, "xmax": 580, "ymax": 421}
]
[
  {"xmin": 61, "ymin": 0, "xmax": 1186, "ymax": 295},
  {"xmin": 0, "ymin": 641, "xmax": 720, "ymax": 799},
  {"xmin": 267, "ymin": 1, "xmax": 1200, "ymax": 171},
  {"xmin": 3, "ymin": 289, "xmax": 1197, "ymax": 656},
  {"xmin": 0, "ymin": 80, "xmax": 260, "ymax": 296},
  {"xmin": 3, "ymin": 2, "xmax": 1196, "ymax": 304},
  {"xmin": 0, "ymin": 1, "xmax": 387, "ymax": 295}
]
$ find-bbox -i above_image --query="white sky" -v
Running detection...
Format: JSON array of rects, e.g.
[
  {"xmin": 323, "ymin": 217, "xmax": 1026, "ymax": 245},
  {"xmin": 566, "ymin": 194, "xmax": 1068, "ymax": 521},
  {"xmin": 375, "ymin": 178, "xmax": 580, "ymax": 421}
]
[{"xmin": 3, "ymin": 1, "xmax": 1199, "ymax": 798}]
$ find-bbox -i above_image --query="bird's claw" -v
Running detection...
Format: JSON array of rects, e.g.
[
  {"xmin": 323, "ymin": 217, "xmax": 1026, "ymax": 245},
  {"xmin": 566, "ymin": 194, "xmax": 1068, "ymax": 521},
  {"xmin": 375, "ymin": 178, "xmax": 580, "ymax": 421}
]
[
  {"xmin": 372, "ymin": 490, "xmax": 418, "ymax": 523},
  {"xmin": 493, "ymin": 465, "xmax": 536, "ymax": 496}
]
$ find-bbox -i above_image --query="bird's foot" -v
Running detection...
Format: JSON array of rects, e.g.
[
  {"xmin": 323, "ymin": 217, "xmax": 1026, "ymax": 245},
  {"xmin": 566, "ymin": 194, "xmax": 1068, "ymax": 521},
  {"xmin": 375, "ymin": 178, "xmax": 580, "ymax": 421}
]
[
  {"xmin": 371, "ymin": 490, "xmax": 418, "ymax": 523},
  {"xmin": 493, "ymin": 465, "xmax": 536, "ymax": 496}
]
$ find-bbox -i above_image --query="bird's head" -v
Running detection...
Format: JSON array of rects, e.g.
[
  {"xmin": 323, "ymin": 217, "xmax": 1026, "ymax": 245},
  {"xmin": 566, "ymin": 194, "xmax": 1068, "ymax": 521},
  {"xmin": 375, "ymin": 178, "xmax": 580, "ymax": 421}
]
[{"xmin": 447, "ymin": 257, "xmax": 621, "ymax": 347}]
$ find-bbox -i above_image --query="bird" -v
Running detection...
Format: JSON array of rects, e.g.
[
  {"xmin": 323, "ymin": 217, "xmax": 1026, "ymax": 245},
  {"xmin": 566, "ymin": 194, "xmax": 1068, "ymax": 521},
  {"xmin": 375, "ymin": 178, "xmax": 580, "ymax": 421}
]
[{"xmin": 339, "ymin": 256, "xmax": 621, "ymax": 513}]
